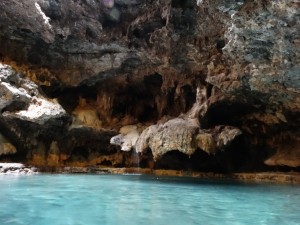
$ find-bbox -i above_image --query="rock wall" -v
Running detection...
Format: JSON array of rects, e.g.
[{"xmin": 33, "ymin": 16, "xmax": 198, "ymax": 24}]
[{"xmin": 0, "ymin": 0, "xmax": 299, "ymax": 172}]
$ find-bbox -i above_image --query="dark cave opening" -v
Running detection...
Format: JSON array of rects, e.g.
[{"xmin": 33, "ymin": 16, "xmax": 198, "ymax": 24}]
[
  {"xmin": 181, "ymin": 84, "xmax": 196, "ymax": 111},
  {"xmin": 111, "ymin": 81, "xmax": 160, "ymax": 123},
  {"xmin": 35, "ymin": 73, "xmax": 300, "ymax": 174},
  {"xmin": 200, "ymin": 101, "xmax": 256, "ymax": 128},
  {"xmin": 171, "ymin": 0, "xmax": 194, "ymax": 9},
  {"xmin": 108, "ymin": 73, "xmax": 197, "ymax": 123},
  {"xmin": 71, "ymin": 146, "xmax": 90, "ymax": 160},
  {"xmin": 97, "ymin": 159, "xmax": 113, "ymax": 167},
  {"xmin": 149, "ymin": 135, "xmax": 279, "ymax": 173},
  {"xmin": 137, "ymin": 105, "xmax": 158, "ymax": 122},
  {"xmin": 40, "ymin": 70, "xmax": 198, "ymax": 126},
  {"xmin": 143, "ymin": 73, "xmax": 163, "ymax": 88},
  {"xmin": 57, "ymin": 88, "xmax": 79, "ymax": 114},
  {"xmin": 272, "ymin": 166, "xmax": 300, "ymax": 173},
  {"xmin": 154, "ymin": 150, "xmax": 191, "ymax": 170}
]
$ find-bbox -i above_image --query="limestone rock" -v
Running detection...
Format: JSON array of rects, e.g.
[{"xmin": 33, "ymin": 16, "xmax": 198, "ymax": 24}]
[
  {"xmin": 110, "ymin": 81, "xmax": 241, "ymax": 161},
  {"xmin": 72, "ymin": 108, "xmax": 102, "ymax": 129},
  {"xmin": 135, "ymin": 125, "xmax": 158, "ymax": 154},
  {"xmin": 0, "ymin": 133, "xmax": 16, "ymax": 156},
  {"xmin": 195, "ymin": 133, "xmax": 215, "ymax": 155},
  {"xmin": 0, "ymin": 64, "xmax": 32, "ymax": 112},
  {"xmin": 265, "ymin": 133, "xmax": 300, "ymax": 168},
  {"xmin": 71, "ymin": 98, "xmax": 102, "ymax": 130},
  {"xmin": 0, "ymin": 63, "xmax": 70, "ymax": 160},
  {"xmin": 216, "ymin": 126, "xmax": 242, "ymax": 149},
  {"xmin": 0, "ymin": 163, "xmax": 38, "ymax": 174},
  {"xmin": 0, "ymin": 0, "xmax": 299, "ymax": 172},
  {"xmin": 265, "ymin": 149, "xmax": 300, "ymax": 168},
  {"xmin": 196, "ymin": 126, "xmax": 242, "ymax": 155},
  {"xmin": 110, "ymin": 125, "xmax": 140, "ymax": 151},
  {"xmin": 111, "ymin": 115, "xmax": 242, "ymax": 160},
  {"xmin": 203, "ymin": 0, "xmax": 300, "ymax": 168},
  {"xmin": 136, "ymin": 117, "xmax": 200, "ymax": 160},
  {"xmin": 0, "ymin": 64, "xmax": 66, "ymax": 123}
]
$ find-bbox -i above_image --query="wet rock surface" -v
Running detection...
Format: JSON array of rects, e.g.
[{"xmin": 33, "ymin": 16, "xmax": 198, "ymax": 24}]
[
  {"xmin": 0, "ymin": 0, "xmax": 299, "ymax": 173},
  {"xmin": 0, "ymin": 163, "xmax": 38, "ymax": 174}
]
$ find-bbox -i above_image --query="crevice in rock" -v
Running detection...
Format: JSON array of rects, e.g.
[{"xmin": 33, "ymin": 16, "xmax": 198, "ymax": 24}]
[
  {"xmin": 97, "ymin": 159, "xmax": 113, "ymax": 167},
  {"xmin": 200, "ymin": 101, "xmax": 257, "ymax": 128}
]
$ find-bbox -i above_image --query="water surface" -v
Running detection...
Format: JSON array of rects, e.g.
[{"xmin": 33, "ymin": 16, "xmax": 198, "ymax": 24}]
[{"xmin": 0, "ymin": 174, "xmax": 299, "ymax": 225}]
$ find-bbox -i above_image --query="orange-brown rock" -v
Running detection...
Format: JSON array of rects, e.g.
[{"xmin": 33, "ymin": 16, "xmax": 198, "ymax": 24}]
[{"xmin": 0, "ymin": 0, "xmax": 299, "ymax": 173}]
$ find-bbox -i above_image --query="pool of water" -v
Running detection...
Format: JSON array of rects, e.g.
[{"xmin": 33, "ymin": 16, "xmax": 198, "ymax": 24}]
[{"xmin": 0, "ymin": 174, "xmax": 299, "ymax": 225}]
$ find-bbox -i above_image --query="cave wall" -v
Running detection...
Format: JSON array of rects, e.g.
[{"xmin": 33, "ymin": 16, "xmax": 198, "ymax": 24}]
[{"xmin": 0, "ymin": 0, "xmax": 299, "ymax": 172}]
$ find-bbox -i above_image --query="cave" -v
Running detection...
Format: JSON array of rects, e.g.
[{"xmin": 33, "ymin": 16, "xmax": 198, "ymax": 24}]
[
  {"xmin": 0, "ymin": 1, "xmax": 299, "ymax": 224},
  {"xmin": 0, "ymin": 0, "xmax": 299, "ymax": 176}
]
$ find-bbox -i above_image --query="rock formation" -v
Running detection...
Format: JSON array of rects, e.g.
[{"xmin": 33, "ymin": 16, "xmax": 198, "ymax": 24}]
[
  {"xmin": 0, "ymin": 133, "xmax": 16, "ymax": 156},
  {"xmin": 0, "ymin": 163, "xmax": 38, "ymax": 174},
  {"xmin": 0, "ymin": 0, "xmax": 299, "ymax": 172},
  {"xmin": 111, "ymin": 88, "xmax": 242, "ymax": 160}
]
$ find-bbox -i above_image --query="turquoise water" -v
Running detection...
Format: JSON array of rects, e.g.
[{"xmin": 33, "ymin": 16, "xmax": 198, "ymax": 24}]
[{"xmin": 0, "ymin": 174, "xmax": 299, "ymax": 225}]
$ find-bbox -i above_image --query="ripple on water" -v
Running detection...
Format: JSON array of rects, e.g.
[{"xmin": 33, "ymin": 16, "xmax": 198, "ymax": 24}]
[{"xmin": 0, "ymin": 174, "xmax": 299, "ymax": 225}]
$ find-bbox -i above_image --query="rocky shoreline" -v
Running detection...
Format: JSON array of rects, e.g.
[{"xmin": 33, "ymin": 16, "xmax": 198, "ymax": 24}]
[
  {"xmin": 42, "ymin": 166, "xmax": 300, "ymax": 184},
  {"xmin": 1, "ymin": 162, "xmax": 299, "ymax": 184},
  {"xmin": 0, "ymin": 163, "xmax": 38, "ymax": 175}
]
